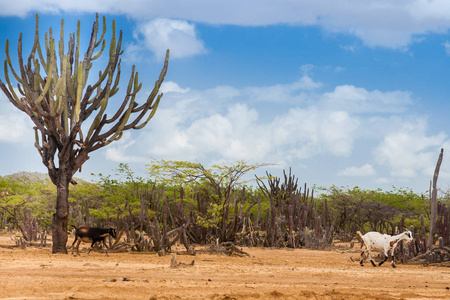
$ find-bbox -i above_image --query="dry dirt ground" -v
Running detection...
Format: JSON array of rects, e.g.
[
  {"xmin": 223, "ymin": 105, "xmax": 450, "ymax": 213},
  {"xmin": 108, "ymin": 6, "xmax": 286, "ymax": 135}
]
[{"xmin": 1, "ymin": 235, "xmax": 450, "ymax": 300}]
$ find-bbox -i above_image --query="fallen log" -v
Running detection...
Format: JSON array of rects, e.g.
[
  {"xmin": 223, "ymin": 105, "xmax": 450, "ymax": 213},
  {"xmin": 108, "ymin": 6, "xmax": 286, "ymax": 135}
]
[{"xmin": 409, "ymin": 253, "xmax": 427, "ymax": 261}]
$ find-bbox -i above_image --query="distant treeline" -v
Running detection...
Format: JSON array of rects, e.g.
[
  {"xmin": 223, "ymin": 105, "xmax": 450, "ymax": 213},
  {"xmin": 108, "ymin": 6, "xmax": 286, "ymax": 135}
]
[{"xmin": 0, "ymin": 161, "xmax": 447, "ymax": 253}]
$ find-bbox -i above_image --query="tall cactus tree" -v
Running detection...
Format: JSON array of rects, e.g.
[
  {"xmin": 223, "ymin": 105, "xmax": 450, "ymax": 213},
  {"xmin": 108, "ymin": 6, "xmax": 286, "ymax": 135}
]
[{"xmin": 0, "ymin": 14, "xmax": 169, "ymax": 253}]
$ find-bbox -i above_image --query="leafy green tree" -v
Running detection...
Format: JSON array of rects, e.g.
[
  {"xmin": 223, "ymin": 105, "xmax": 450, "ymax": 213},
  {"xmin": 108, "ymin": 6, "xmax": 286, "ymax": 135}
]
[
  {"xmin": 147, "ymin": 159, "xmax": 267, "ymax": 241},
  {"xmin": 69, "ymin": 180, "xmax": 109, "ymax": 227},
  {"xmin": 0, "ymin": 175, "xmax": 54, "ymax": 238},
  {"xmin": 321, "ymin": 186, "xmax": 425, "ymax": 238}
]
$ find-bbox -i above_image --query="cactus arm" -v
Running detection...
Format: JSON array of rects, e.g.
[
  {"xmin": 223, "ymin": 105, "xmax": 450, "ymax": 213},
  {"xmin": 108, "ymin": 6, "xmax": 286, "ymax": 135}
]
[
  {"xmin": 34, "ymin": 127, "xmax": 43, "ymax": 157},
  {"xmin": 133, "ymin": 49, "xmax": 169, "ymax": 114},
  {"xmin": 0, "ymin": 77, "xmax": 22, "ymax": 112},
  {"xmin": 34, "ymin": 14, "xmax": 47, "ymax": 71},
  {"xmin": 85, "ymin": 97, "xmax": 108, "ymax": 141},
  {"xmin": 95, "ymin": 16, "xmax": 107, "ymax": 48},
  {"xmin": 109, "ymin": 60, "xmax": 121, "ymax": 96},
  {"xmin": 1, "ymin": 60, "xmax": 21, "ymax": 107},
  {"xmin": 91, "ymin": 39, "xmax": 106, "ymax": 61},
  {"xmin": 1, "ymin": 14, "xmax": 170, "ymax": 181},
  {"xmin": 34, "ymin": 42, "xmax": 55, "ymax": 107},
  {"xmin": 132, "ymin": 93, "xmax": 162, "ymax": 130},
  {"xmin": 5, "ymin": 40, "xmax": 25, "ymax": 85},
  {"xmin": 72, "ymin": 61, "xmax": 83, "ymax": 126},
  {"xmin": 104, "ymin": 64, "xmax": 134, "ymax": 124},
  {"xmin": 80, "ymin": 14, "xmax": 99, "ymax": 88},
  {"xmin": 89, "ymin": 68, "xmax": 108, "ymax": 96},
  {"xmin": 74, "ymin": 20, "xmax": 80, "ymax": 83},
  {"xmin": 126, "ymin": 50, "xmax": 169, "ymax": 128}
]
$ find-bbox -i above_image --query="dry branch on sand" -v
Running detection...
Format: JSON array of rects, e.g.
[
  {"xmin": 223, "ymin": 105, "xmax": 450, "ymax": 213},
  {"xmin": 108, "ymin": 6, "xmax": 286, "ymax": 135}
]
[{"xmin": 194, "ymin": 241, "xmax": 251, "ymax": 257}]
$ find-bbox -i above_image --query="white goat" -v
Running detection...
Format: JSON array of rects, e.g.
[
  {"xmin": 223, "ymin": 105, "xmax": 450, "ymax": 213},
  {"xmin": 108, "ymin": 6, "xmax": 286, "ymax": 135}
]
[{"xmin": 356, "ymin": 230, "xmax": 413, "ymax": 268}]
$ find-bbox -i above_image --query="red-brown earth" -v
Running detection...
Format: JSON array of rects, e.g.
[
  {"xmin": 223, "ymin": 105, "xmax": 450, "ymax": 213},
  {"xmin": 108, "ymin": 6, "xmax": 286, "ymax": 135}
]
[{"xmin": 0, "ymin": 234, "xmax": 449, "ymax": 299}]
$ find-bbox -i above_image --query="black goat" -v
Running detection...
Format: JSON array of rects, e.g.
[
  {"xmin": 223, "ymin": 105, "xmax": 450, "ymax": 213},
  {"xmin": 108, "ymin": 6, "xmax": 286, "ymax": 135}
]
[{"xmin": 71, "ymin": 225, "xmax": 117, "ymax": 256}]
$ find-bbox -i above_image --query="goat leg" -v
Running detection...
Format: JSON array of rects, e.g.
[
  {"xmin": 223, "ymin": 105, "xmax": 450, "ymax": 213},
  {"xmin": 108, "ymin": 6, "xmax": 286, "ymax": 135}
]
[
  {"xmin": 390, "ymin": 253, "xmax": 396, "ymax": 268},
  {"xmin": 71, "ymin": 237, "xmax": 78, "ymax": 255},
  {"xmin": 378, "ymin": 256, "xmax": 387, "ymax": 266},
  {"xmin": 103, "ymin": 240, "xmax": 109, "ymax": 256},
  {"xmin": 360, "ymin": 251, "xmax": 366, "ymax": 266},
  {"xmin": 367, "ymin": 251, "xmax": 377, "ymax": 267},
  {"xmin": 87, "ymin": 241, "xmax": 97, "ymax": 256},
  {"xmin": 74, "ymin": 240, "xmax": 81, "ymax": 256}
]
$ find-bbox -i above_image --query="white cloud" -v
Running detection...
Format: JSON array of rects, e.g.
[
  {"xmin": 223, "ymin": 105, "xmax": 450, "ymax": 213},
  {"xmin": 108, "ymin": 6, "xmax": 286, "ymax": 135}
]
[
  {"xmin": 339, "ymin": 164, "xmax": 376, "ymax": 177},
  {"xmin": 160, "ymin": 81, "xmax": 191, "ymax": 94},
  {"xmin": 0, "ymin": 112, "xmax": 30, "ymax": 142},
  {"xmin": 243, "ymin": 75, "xmax": 321, "ymax": 103},
  {"xmin": 409, "ymin": 0, "xmax": 450, "ymax": 21},
  {"xmin": 2, "ymin": 70, "xmax": 439, "ymax": 191},
  {"xmin": 133, "ymin": 79, "xmax": 447, "ymax": 186},
  {"xmin": 186, "ymin": 105, "xmax": 260, "ymax": 160},
  {"xmin": 139, "ymin": 103, "xmax": 266, "ymax": 162},
  {"xmin": 105, "ymin": 132, "xmax": 146, "ymax": 163},
  {"xmin": 132, "ymin": 18, "xmax": 207, "ymax": 60},
  {"xmin": 5, "ymin": 1, "xmax": 450, "ymax": 49},
  {"xmin": 271, "ymin": 108, "xmax": 359, "ymax": 159},
  {"xmin": 126, "ymin": 79, "xmax": 364, "ymax": 169},
  {"xmin": 2, "ymin": 63, "xmax": 448, "ymax": 192},
  {"xmin": 374, "ymin": 118, "xmax": 447, "ymax": 178},
  {"xmin": 375, "ymin": 177, "xmax": 390, "ymax": 185},
  {"xmin": 0, "ymin": 93, "xmax": 34, "ymax": 143},
  {"xmin": 104, "ymin": 78, "xmax": 444, "ymax": 185},
  {"xmin": 320, "ymin": 85, "xmax": 413, "ymax": 113}
]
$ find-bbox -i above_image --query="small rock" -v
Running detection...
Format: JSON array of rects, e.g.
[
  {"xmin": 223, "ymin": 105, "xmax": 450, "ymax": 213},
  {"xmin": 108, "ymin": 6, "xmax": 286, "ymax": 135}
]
[
  {"xmin": 120, "ymin": 277, "xmax": 132, "ymax": 281},
  {"xmin": 103, "ymin": 279, "xmax": 116, "ymax": 282}
]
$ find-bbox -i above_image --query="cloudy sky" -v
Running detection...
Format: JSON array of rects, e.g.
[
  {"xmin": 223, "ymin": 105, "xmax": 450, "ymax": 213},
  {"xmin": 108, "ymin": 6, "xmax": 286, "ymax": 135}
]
[{"xmin": 1, "ymin": 0, "xmax": 450, "ymax": 193}]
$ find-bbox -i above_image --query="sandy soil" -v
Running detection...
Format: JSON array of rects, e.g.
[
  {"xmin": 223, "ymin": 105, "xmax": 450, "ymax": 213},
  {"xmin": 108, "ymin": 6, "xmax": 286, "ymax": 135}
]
[{"xmin": 0, "ymin": 235, "xmax": 449, "ymax": 300}]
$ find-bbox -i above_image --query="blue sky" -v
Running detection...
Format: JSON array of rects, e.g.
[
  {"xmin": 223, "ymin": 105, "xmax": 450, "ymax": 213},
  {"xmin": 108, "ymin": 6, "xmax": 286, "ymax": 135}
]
[{"xmin": 1, "ymin": 1, "xmax": 450, "ymax": 193}]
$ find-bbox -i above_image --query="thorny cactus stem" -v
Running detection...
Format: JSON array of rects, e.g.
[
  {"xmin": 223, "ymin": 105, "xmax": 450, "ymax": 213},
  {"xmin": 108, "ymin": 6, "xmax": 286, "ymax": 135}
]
[{"xmin": 0, "ymin": 13, "xmax": 169, "ymax": 184}]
